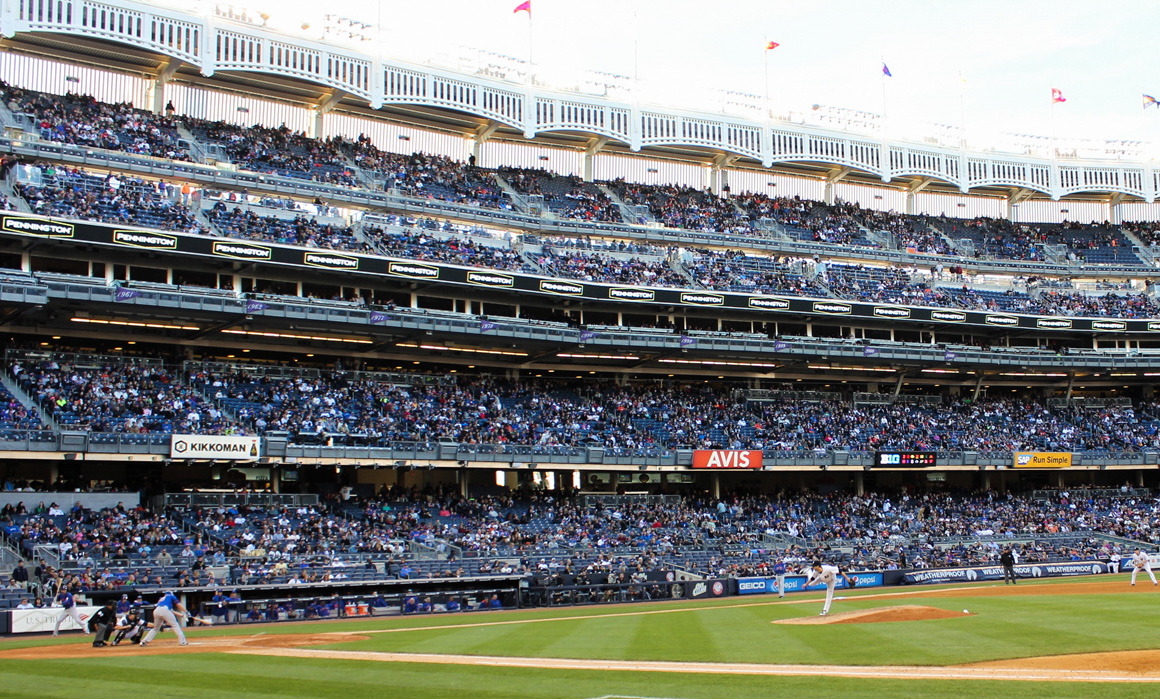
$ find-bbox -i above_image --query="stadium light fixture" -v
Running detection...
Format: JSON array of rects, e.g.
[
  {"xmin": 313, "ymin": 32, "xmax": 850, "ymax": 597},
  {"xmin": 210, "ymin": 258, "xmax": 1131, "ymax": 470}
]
[
  {"xmin": 222, "ymin": 328, "xmax": 372, "ymax": 344},
  {"xmin": 71, "ymin": 317, "xmax": 199, "ymax": 331}
]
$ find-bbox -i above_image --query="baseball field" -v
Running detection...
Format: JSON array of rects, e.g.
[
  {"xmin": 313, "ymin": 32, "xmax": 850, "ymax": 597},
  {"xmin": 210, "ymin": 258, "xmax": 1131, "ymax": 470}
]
[{"xmin": 4, "ymin": 575, "xmax": 1160, "ymax": 698}]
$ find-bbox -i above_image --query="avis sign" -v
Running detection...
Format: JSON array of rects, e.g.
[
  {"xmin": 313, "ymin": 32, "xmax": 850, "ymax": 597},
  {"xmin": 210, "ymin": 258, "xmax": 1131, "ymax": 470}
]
[{"xmin": 692, "ymin": 450, "xmax": 762, "ymax": 469}]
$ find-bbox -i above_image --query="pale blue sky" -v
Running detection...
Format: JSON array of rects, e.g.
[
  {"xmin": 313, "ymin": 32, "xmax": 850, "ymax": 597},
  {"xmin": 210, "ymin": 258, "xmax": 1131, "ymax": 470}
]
[{"xmin": 253, "ymin": 0, "xmax": 1160, "ymax": 150}]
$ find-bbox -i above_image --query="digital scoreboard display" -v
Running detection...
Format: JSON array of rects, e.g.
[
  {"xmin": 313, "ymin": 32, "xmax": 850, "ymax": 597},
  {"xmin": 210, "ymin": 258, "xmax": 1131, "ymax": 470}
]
[{"xmin": 875, "ymin": 451, "xmax": 938, "ymax": 468}]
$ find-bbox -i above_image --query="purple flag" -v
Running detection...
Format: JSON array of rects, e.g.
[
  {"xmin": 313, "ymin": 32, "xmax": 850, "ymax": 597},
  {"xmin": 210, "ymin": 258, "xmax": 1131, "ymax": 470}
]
[
  {"xmin": 863, "ymin": 346, "xmax": 879, "ymax": 357},
  {"xmin": 369, "ymin": 311, "xmax": 390, "ymax": 324},
  {"xmin": 773, "ymin": 340, "xmax": 789, "ymax": 351},
  {"xmin": 579, "ymin": 329, "xmax": 598, "ymax": 342},
  {"xmin": 480, "ymin": 319, "xmax": 498, "ymax": 332},
  {"xmin": 245, "ymin": 300, "xmax": 268, "ymax": 313},
  {"xmin": 944, "ymin": 350, "xmax": 957, "ymax": 362},
  {"xmin": 679, "ymin": 335, "xmax": 696, "ymax": 348},
  {"xmin": 114, "ymin": 287, "xmax": 139, "ymax": 302}
]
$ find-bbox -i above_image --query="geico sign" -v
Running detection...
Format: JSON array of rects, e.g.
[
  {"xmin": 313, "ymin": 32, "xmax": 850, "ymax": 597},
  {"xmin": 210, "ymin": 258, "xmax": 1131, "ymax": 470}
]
[{"xmin": 692, "ymin": 449, "xmax": 762, "ymax": 469}]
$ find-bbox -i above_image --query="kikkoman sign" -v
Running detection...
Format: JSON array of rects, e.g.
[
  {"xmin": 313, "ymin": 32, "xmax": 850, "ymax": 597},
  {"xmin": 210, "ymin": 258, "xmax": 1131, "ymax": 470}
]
[{"xmin": 170, "ymin": 435, "xmax": 262, "ymax": 460}]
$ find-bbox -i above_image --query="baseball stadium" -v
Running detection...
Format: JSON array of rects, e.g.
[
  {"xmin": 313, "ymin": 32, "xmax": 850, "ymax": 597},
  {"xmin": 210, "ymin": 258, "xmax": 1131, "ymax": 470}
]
[{"xmin": 4, "ymin": 0, "xmax": 1160, "ymax": 696}]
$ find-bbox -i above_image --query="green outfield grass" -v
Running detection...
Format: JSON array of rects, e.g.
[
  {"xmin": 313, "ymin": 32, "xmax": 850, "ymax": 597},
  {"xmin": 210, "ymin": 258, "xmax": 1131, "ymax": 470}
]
[{"xmin": 3, "ymin": 576, "xmax": 1158, "ymax": 698}]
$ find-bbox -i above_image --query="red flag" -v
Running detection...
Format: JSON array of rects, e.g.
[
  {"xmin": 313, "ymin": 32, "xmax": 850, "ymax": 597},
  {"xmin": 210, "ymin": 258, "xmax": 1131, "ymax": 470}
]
[
  {"xmin": 513, "ymin": 0, "xmax": 531, "ymax": 13},
  {"xmin": 765, "ymin": 41, "xmax": 780, "ymax": 50},
  {"xmin": 1051, "ymin": 88, "xmax": 1066, "ymax": 104}
]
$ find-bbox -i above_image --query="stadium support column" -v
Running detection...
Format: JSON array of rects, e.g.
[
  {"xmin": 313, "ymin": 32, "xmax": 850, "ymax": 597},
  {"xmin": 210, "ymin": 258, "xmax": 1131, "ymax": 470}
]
[
  {"xmin": 311, "ymin": 91, "xmax": 346, "ymax": 141},
  {"xmin": 854, "ymin": 471, "xmax": 864, "ymax": 496},
  {"xmin": 149, "ymin": 60, "xmax": 182, "ymax": 115},
  {"xmin": 1107, "ymin": 192, "xmax": 1126, "ymax": 224},
  {"xmin": 906, "ymin": 178, "xmax": 935, "ymax": 216},
  {"xmin": 824, "ymin": 167, "xmax": 852, "ymax": 205},
  {"xmin": 711, "ymin": 473, "xmax": 720, "ymax": 499},
  {"xmin": 709, "ymin": 154, "xmax": 739, "ymax": 196},
  {"xmin": 1006, "ymin": 188, "xmax": 1033, "ymax": 220},
  {"xmin": 583, "ymin": 137, "xmax": 609, "ymax": 183},
  {"xmin": 473, "ymin": 121, "xmax": 501, "ymax": 166}
]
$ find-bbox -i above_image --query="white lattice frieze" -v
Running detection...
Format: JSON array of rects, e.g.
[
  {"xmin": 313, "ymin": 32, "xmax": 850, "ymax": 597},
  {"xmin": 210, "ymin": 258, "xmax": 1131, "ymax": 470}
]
[{"xmin": 1, "ymin": 0, "xmax": 1157, "ymax": 203}]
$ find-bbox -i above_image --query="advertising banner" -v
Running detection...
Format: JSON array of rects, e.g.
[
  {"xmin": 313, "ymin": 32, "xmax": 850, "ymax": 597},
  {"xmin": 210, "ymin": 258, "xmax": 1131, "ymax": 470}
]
[
  {"xmin": 170, "ymin": 434, "xmax": 261, "ymax": 460},
  {"xmin": 903, "ymin": 561, "xmax": 1108, "ymax": 585},
  {"xmin": 5, "ymin": 212, "xmax": 1151, "ymax": 334},
  {"xmin": 686, "ymin": 579, "xmax": 729, "ymax": 599},
  {"xmin": 11, "ymin": 605, "xmax": 99, "ymax": 634},
  {"xmin": 737, "ymin": 577, "xmax": 772, "ymax": 595},
  {"xmin": 691, "ymin": 450, "xmax": 762, "ymax": 469},
  {"xmin": 1014, "ymin": 452, "xmax": 1073, "ymax": 468},
  {"xmin": 737, "ymin": 573, "xmax": 883, "ymax": 595}
]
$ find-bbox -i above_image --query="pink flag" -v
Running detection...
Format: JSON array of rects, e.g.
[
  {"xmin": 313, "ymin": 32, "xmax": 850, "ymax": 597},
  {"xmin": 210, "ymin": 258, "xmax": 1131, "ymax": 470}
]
[
  {"xmin": 1051, "ymin": 88, "xmax": 1066, "ymax": 104},
  {"xmin": 513, "ymin": 0, "xmax": 531, "ymax": 13}
]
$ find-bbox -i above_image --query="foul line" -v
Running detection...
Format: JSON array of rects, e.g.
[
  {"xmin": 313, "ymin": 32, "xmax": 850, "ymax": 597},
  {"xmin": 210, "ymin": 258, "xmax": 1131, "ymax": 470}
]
[{"xmin": 226, "ymin": 647, "xmax": 1160, "ymax": 683}]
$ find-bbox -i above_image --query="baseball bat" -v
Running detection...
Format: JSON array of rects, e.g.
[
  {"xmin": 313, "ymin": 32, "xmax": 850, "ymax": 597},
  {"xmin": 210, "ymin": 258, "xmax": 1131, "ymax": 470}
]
[{"xmin": 177, "ymin": 611, "xmax": 214, "ymax": 626}]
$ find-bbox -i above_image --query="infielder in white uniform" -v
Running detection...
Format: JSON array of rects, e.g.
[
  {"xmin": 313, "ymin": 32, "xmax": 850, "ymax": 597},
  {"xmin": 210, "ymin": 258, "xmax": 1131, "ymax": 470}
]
[
  {"xmin": 52, "ymin": 589, "xmax": 87, "ymax": 636},
  {"xmin": 802, "ymin": 561, "xmax": 854, "ymax": 616},
  {"xmin": 140, "ymin": 591, "xmax": 188, "ymax": 647},
  {"xmin": 1130, "ymin": 549, "xmax": 1157, "ymax": 586},
  {"xmin": 1109, "ymin": 551, "xmax": 1121, "ymax": 574}
]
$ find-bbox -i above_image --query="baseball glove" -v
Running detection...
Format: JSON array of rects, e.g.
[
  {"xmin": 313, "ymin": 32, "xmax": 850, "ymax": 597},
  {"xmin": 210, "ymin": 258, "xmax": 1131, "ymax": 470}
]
[{"xmin": 848, "ymin": 577, "xmax": 857, "ymax": 588}]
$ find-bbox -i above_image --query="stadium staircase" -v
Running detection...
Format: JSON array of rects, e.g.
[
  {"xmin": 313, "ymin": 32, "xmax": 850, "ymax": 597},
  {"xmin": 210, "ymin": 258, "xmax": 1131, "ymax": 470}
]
[
  {"xmin": 1118, "ymin": 229, "xmax": 1155, "ymax": 266},
  {"xmin": 596, "ymin": 184, "xmax": 647, "ymax": 225},
  {"xmin": 0, "ymin": 371, "xmax": 59, "ymax": 431},
  {"xmin": 0, "ymin": 177, "xmax": 31, "ymax": 213},
  {"xmin": 492, "ymin": 174, "xmax": 532, "ymax": 213},
  {"xmin": 191, "ymin": 200, "xmax": 218, "ymax": 233}
]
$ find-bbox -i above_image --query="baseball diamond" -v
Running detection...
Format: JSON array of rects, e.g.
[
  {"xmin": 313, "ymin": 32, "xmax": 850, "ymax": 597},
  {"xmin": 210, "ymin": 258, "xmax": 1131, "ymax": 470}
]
[{"xmin": 4, "ymin": 1, "xmax": 1160, "ymax": 697}]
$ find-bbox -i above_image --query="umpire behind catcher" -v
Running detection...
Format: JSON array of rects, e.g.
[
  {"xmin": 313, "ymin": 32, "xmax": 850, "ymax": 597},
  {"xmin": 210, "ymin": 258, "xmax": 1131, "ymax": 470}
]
[{"xmin": 88, "ymin": 600, "xmax": 117, "ymax": 647}]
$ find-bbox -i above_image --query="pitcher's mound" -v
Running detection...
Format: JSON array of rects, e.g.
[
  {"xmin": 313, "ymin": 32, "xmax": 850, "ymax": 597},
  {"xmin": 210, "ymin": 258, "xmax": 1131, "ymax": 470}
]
[{"xmin": 774, "ymin": 605, "xmax": 971, "ymax": 625}]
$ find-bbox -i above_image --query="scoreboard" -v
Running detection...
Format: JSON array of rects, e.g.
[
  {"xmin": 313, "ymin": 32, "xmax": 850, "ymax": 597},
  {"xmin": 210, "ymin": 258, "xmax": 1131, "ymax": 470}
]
[{"xmin": 874, "ymin": 451, "xmax": 938, "ymax": 468}]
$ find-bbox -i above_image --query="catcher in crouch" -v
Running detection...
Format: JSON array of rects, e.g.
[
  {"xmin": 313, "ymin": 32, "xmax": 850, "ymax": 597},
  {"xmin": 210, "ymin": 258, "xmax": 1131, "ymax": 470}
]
[{"xmin": 803, "ymin": 561, "xmax": 855, "ymax": 616}]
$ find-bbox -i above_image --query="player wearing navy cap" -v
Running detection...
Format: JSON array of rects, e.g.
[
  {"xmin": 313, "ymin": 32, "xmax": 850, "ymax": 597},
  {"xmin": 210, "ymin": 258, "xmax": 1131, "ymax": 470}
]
[
  {"xmin": 52, "ymin": 587, "xmax": 88, "ymax": 636},
  {"xmin": 139, "ymin": 590, "xmax": 188, "ymax": 647}
]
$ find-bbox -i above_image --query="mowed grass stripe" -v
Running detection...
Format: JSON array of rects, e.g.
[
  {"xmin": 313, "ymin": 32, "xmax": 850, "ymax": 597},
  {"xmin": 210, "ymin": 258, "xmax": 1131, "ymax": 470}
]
[
  {"xmin": 4, "ymin": 655, "xmax": 1156, "ymax": 699},
  {"xmin": 322, "ymin": 590, "xmax": 1160, "ymax": 667}
]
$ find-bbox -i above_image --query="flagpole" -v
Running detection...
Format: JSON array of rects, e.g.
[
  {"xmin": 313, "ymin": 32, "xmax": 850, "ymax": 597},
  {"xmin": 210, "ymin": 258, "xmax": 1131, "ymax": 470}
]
[
  {"xmin": 958, "ymin": 72, "xmax": 967, "ymax": 150},
  {"xmin": 527, "ymin": 9, "xmax": 533, "ymax": 86},
  {"xmin": 763, "ymin": 45, "xmax": 770, "ymax": 119},
  {"xmin": 880, "ymin": 62, "xmax": 888, "ymax": 137}
]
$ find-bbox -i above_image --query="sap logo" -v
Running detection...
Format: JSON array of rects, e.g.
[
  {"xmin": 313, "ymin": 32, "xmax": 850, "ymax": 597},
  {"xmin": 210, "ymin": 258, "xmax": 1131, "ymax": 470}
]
[
  {"xmin": 1017, "ymin": 454, "xmax": 1033, "ymax": 466},
  {"xmin": 692, "ymin": 582, "xmax": 707, "ymax": 597}
]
